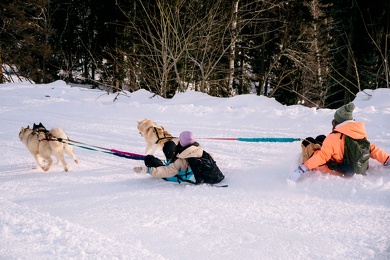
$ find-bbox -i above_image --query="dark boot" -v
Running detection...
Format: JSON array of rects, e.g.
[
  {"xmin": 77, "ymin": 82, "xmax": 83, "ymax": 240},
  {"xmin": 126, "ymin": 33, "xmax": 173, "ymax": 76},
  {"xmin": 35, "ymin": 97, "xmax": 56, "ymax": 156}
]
[{"xmin": 144, "ymin": 155, "xmax": 165, "ymax": 167}]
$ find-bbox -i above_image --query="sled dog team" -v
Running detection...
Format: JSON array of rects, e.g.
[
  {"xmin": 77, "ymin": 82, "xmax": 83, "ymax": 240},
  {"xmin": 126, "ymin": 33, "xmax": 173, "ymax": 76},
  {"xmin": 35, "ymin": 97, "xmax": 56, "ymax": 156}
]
[{"xmin": 19, "ymin": 103, "xmax": 390, "ymax": 183}]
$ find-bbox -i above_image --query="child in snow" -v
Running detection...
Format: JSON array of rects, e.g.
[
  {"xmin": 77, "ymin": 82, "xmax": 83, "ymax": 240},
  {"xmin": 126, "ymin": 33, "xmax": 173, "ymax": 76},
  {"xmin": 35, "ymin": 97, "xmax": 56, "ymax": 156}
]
[
  {"xmin": 134, "ymin": 131, "xmax": 224, "ymax": 184},
  {"xmin": 289, "ymin": 102, "xmax": 390, "ymax": 181}
]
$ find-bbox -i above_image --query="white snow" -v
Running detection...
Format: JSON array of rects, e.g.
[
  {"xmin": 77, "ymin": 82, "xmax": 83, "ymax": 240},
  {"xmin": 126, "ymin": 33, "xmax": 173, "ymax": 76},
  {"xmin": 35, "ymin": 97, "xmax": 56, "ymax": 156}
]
[{"xmin": 0, "ymin": 80, "xmax": 389, "ymax": 259}]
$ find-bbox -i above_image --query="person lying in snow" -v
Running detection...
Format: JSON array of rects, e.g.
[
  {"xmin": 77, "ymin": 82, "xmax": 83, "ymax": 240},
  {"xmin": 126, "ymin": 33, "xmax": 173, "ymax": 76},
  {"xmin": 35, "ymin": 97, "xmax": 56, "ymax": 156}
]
[
  {"xmin": 289, "ymin": 102, "xmax": 390, "ymax": 182},
  {"xmin": 134, "ymin": 131, "xmax": 225, "ymax": 184}
]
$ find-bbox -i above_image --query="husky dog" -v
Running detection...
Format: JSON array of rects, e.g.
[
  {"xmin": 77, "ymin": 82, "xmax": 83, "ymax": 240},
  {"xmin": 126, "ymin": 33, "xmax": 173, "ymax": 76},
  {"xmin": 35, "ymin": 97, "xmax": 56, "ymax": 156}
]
[
  {"xmin": 19, "ymin": 123, "xmax": 78, "ymax": 172},
  {"xmin": 32, "ymin": 122, "xmax": 47, "ymax": 132},
  {"xmin": 137, "ymin": 119, "xmax": 178, "ymax": 155}
]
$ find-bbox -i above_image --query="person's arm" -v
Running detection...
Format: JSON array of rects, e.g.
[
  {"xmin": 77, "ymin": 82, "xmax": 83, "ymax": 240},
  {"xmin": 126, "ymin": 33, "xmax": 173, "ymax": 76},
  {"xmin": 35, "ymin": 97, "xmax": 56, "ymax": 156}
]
[
  {"xmin": 149, "ymin": 158, "xmax": 187, "ymax": 178},
  {"xmin": 289, "ymin": 133, "xmax": 340, "ymax": 182},
  {"xmin": 304, "ymin": 134, "xmax": 340, "ymax": 170},
  {"xmin": 369, "ymin": 143, "xmax": 390, "ymax": 165}
]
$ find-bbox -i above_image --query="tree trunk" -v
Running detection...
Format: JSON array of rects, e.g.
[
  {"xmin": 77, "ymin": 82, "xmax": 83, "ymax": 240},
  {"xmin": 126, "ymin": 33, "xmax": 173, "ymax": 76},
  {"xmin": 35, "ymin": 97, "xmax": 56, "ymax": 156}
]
[
  {"xmin": 228, "ymin": 0, "xmax": 239, "ymax": 96},
  {"xmin": 345, "ymin": 0, "xmax": 358, "ymax": 104},
  {"xmin": 0, "ymin": 51, "xmax": 3, "ymax": 84}
]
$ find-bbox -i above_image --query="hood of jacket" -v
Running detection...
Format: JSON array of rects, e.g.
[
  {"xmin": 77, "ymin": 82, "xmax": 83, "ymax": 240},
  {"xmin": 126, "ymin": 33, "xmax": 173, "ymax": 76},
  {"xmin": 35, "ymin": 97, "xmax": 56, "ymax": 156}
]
[
  {"xmin": 176, "ymin": 145, "xmax": 203, "ymax": 159},
  {"xmin": 334, "ymin": 120, "xmax": 367, "ymax": 139}
]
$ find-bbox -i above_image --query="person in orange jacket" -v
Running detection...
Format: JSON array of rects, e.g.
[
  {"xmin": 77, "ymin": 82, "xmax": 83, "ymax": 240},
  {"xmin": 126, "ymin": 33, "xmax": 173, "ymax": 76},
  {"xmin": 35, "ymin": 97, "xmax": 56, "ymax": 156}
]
[{"xmin": 289, "ymin": 102, "xmax": 390, "ymax": 181}]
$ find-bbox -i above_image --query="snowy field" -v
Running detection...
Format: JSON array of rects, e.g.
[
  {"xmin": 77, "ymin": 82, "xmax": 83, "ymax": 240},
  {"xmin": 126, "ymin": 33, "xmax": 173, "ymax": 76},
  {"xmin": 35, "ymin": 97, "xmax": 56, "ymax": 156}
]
[{"xmin": 0, "ymin": 80, "xmax": 389, "ymax": 259}]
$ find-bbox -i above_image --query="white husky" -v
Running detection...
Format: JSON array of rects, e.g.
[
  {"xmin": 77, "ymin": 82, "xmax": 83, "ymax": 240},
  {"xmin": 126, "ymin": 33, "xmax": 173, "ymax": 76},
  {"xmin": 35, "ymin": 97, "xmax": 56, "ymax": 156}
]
[
  {"xmin": 19, "ymin": 125, "xmax": 78, "ymax": 172},
  {"xmin": 137, "ymin": 118, "xmax": 178, "ymax": 155}
]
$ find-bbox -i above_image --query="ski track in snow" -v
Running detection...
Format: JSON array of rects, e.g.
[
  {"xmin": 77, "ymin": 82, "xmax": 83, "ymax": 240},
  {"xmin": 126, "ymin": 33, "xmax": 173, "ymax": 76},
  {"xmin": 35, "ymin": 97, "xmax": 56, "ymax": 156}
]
[{"xmin": 0, "ymin": 81, "xmax": 389, "ymax": 259}]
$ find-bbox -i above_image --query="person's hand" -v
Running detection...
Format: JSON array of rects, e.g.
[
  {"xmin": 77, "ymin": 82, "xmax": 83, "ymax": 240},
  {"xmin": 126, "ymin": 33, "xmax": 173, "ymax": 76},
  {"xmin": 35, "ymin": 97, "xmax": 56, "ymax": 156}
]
[
  {"xmin": 133, "ymin": 166, "xmax": 149, "ymax": 173},
  {"xmin": 288, "ymin": 164, "xmax": 308, "ymax": 182}
]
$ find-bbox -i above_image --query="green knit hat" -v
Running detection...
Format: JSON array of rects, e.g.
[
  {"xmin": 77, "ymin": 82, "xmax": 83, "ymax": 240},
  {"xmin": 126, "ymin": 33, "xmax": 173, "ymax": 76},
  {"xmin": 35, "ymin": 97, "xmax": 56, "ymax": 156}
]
[{"xmin": 334, "ymin": 102, "xmax": 355, "ymax": 123}]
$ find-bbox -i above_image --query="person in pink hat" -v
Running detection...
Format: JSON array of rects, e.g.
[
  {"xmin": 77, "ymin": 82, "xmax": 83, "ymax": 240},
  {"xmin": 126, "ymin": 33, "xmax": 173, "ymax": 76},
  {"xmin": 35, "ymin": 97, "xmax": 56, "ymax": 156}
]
[{"xmin": 134, "ymin": 131, "xmax": 224, "ymax": 184}]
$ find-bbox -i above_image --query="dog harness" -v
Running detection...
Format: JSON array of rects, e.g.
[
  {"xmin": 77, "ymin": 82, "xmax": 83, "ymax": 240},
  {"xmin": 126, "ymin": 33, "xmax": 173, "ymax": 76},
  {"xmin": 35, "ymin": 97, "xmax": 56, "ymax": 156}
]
[{"xmin": 153, "ymin": 127, "xmax": 173, "ymax": 144}]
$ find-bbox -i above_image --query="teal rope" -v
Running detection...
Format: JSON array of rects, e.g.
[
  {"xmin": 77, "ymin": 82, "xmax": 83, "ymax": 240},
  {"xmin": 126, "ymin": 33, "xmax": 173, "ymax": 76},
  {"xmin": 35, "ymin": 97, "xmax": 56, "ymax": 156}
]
[
  {"xmin": 69, "ymin": 143, "xmax": 106, "ymax": 152},
  {"xmin": 68, "ymin": 142, "xmax": 145, "ymax": 160},
  {"xmin": 236, "ymin": 137, "xmax": 301, "ymax": 143}
]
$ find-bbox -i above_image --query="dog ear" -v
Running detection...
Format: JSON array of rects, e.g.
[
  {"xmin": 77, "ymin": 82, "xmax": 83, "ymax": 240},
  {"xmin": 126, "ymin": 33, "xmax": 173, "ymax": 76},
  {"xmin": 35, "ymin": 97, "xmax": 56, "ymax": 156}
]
[{"xmin": 27, "ymin": 125, "xmax": 30, "ymax": 129}]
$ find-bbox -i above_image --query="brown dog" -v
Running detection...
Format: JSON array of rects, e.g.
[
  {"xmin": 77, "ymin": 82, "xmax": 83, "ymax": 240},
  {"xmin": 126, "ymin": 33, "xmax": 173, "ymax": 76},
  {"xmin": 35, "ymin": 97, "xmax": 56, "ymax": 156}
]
[
  {"xmin": 137, "ymin": 119, "xmax": 178, "ymax": 155},
  {"xmin": 19, "ymin": 125, "xmax": 78, "ymax": 172}
]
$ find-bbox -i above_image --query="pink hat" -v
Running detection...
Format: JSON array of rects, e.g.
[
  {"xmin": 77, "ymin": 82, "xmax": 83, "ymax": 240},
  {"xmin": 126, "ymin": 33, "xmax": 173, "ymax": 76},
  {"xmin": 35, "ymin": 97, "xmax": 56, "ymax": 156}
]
[{"xmin": 179, "ymin": 131, "xmax": 195, "ymax": 147}]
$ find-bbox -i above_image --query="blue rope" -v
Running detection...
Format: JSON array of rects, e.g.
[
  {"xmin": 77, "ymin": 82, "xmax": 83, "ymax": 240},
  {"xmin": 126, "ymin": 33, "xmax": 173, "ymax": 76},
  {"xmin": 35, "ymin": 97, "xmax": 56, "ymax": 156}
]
[
  {"xmin": 236, "ymin": 137, "xmax": 301, "ymax": 143},
  {"xmin": 68, "ymin": 142, "xmax": 146, "ymax": 160}
]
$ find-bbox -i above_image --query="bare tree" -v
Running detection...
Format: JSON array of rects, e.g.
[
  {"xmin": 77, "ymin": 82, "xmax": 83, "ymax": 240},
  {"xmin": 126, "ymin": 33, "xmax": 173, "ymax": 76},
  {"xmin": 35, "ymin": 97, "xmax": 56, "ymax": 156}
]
[
  {"xmin": 120, "ymin": 0, "xmax": 183, "ymax": 97},
  {"xmin": 119, "ymin": 0, "xmax": 235, "ymax": 97}
]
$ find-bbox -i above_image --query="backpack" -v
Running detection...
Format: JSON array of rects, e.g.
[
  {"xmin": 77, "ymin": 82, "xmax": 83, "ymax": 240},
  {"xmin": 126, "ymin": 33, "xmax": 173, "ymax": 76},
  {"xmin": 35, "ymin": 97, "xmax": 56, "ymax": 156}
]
[
  {"xmin": 326, "ymin": 133, "xmax": 370, "ymax": 176},
  {"xmin": 186, "ymin": 151, "xmax": 225, "ymax": 184}
]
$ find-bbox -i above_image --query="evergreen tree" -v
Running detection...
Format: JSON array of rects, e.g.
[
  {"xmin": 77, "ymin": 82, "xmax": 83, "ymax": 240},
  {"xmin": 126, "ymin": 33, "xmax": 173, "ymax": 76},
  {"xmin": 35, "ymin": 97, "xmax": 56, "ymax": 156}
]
[
  {"xmin": 0, "ymin": 0, "xmax": 54, "ymax": 83},
  {"xmin": 320, "ymin": 0, "xmax": 390, "ymax": 108}
]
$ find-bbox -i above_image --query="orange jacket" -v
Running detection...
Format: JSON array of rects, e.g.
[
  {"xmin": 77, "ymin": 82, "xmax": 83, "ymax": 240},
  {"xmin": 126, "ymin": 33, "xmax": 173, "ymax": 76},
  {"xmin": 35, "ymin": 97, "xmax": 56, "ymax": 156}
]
[{"xmin": 304, "ymin": 120, "xmax": 389, "ymax": 172}]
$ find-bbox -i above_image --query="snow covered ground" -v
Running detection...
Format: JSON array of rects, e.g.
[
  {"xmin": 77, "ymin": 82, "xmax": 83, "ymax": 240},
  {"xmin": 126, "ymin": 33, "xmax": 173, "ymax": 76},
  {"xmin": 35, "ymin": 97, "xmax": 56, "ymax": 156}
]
[{"xmin": 0, "ymin": 80, "xmax": 389, "ymax": 259}]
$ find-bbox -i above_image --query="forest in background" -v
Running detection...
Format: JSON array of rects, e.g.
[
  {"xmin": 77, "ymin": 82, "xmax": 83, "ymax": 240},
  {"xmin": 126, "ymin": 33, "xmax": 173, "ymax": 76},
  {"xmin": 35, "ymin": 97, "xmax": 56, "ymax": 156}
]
[{"xmin": 0, "ymin": 0, "xmax": 389, "ymax": 108}]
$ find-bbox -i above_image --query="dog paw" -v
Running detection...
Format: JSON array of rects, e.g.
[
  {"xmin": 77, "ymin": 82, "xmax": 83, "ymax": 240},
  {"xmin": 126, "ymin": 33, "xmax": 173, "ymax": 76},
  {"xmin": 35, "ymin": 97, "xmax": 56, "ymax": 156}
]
[
  {"xmin": 42, "ymin": 166, "xmax": 49, "ymax": 171},
  {"xmin": 74, "ymin": 159, "xmax": 79, "ymax": 164}
]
